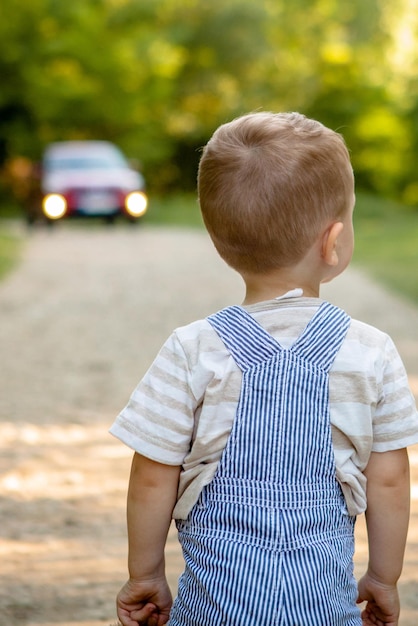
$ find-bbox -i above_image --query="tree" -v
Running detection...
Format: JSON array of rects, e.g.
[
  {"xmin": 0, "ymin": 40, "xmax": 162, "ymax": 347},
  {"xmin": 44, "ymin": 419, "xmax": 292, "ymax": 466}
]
[{"xmin": 1, "ymin": 0, "xmax": 418, "ymax": 199}]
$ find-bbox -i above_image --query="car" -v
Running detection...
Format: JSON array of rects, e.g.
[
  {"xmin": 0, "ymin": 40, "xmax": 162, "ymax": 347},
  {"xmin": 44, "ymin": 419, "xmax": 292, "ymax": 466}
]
[{"xmin": 40, "ymin": 140, "xmax": 148, "ymax": 223}]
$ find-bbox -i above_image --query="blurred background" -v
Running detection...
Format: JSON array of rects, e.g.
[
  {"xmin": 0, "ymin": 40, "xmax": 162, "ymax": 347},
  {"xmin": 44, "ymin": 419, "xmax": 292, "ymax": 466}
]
[{"xmin": 1, "ymin": 0, "xmax": 418, "ymax": 198}]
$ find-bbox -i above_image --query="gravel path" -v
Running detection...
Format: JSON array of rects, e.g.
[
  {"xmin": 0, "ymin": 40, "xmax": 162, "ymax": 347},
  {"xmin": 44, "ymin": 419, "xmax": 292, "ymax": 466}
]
[{"xmin": 0, "ymin": 223, "xmax": 417, "ymax": 625}]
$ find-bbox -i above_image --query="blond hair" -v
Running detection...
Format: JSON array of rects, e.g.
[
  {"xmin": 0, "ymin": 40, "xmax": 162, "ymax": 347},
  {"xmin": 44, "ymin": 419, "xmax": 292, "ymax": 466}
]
[{"xmin": 198, "ymin": 112, "xmax": 354, "ymax": 273}]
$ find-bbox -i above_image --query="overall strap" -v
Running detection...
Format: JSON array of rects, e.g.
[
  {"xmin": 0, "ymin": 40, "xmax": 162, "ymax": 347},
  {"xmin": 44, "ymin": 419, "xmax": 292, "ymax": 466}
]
[
  {"xmin": 207, "ymin": 302, "xmax": 351, "ymax": 372},
  {"xmin": 290, "ymin": 301, "xmax": 351, "ymax": 371},
  {"xmin": 207, "ymin": 305, "xmax": 281, "ymax": 370}
]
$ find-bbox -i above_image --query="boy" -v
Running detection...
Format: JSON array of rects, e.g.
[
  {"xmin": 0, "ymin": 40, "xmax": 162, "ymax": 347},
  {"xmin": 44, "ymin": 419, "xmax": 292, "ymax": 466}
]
[{"xmin": 111, "ymin": 112, "xmax": 418, "ymax": 625}]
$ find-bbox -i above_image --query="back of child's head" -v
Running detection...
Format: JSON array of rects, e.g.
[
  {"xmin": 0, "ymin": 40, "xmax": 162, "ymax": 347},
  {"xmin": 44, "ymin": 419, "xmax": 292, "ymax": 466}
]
[{"xmin": 198, "ymin": 111, "xmax": 354, "ymax": 274}]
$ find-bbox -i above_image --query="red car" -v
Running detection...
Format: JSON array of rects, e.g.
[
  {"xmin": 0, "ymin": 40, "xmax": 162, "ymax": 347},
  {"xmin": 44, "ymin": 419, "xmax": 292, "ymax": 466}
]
[{"xmin": 41, "ymin": 140, "xmax": 148, "ymax": 223}]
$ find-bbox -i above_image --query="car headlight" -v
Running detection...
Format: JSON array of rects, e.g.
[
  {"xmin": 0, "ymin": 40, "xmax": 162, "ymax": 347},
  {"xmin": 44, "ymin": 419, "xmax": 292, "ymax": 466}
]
[
  {"xmin": 42, "ymin": 194, "xmax": 67, "ymax": 219},
  {"xmin": 125, "ymin": 191, "xmax": 148, "ymax": 217}
]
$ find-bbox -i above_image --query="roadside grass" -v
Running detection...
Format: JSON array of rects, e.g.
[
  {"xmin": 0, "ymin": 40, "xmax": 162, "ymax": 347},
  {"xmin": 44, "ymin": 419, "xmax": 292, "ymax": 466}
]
[
  {"xmin": 0, "ymin": 224, "xmax": 22, "ymax": 280},
  {"xmin": 144, "ymin": 193, "xmax": 204, "ymax": 228},
  {"xmin": 353, "ymin": 192, "xmax": 418, "ymax": 304},
  {"xmin": 0, "ymin": 192, "xmax": 417, "ymax": 305}
]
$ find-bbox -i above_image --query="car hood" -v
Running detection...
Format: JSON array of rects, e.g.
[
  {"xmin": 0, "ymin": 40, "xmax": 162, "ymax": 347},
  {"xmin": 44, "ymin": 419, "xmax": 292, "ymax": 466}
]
[{"xmin": 42, "ymin": 168, "xmax": 145, "ymax": 193}]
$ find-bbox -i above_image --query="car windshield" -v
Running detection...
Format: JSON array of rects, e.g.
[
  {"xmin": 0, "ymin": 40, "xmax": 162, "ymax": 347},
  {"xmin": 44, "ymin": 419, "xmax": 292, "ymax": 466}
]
[{"xmin": 45, "ymin": 153, "xmax": 128, "ymax": 172}]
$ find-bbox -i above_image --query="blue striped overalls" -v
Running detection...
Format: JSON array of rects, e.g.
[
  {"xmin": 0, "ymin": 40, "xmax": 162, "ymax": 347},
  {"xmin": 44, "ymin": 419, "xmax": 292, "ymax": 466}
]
[{"xmin": 171, "ymin": 302, "xmax": 361, "ymax": 625}]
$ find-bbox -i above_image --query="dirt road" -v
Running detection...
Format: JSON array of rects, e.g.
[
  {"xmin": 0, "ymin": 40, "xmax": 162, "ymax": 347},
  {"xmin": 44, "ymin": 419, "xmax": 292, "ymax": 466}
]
[{"xmin": 0, "ymin": 223, "xmax": 417, "ymax": 625}]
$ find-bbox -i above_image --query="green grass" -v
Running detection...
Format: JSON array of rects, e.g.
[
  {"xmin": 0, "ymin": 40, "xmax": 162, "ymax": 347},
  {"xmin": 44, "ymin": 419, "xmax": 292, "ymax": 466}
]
[
  {"xmin": 143, "ymin": 193, "xmax": 204, "ymax": 228},
  {"xmin": 0, "ymin": 224, "xmax": 22, "ymax": 280},
  {"xmin": 0, "ymin": 192, "xmax": 417, "ymax": 305},
  {"xmin": 353, "ymin": 192, "xmax": 418, "ymax": 304}
]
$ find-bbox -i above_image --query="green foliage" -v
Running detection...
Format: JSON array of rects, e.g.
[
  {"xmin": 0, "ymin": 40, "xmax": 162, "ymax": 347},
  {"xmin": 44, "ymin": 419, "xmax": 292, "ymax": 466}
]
[{"xmin": 1, "ymin": 0, "xmax": 418, "ymax": 199}]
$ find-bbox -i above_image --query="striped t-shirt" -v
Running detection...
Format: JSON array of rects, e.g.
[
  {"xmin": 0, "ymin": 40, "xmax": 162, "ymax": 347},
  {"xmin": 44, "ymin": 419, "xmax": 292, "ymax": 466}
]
[{"xmin": 110, "ymin": 296, "xmax": 418, "ymax": 519}]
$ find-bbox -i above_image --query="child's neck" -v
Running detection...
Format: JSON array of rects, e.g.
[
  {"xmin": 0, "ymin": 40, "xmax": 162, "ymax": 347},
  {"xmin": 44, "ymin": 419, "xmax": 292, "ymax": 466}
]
[{"xmin": 241, "ymin": 267, "xmax": 321, "ymax": 305}]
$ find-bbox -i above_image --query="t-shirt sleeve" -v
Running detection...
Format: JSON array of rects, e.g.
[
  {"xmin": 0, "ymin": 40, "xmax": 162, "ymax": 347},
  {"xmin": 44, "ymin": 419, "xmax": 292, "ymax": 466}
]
[
  {"xmin": 372, "ymin": 334, "xmax": 418, "ymax": 452},
  {"xmin": 109, "ymin": 332, "xmax": 196, "ymax": 465}
]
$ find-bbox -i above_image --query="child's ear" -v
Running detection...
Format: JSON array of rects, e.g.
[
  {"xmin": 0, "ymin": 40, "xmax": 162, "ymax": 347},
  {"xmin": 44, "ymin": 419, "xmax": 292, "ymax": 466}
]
[{"xmin": 321, "ymin": 221, "xmax": 344, "ymax": 266}]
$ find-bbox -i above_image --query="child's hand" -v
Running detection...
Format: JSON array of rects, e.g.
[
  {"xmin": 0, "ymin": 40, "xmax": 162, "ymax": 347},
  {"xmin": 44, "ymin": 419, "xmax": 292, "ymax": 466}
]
[
  {"xmin": 116, "ymin": 577, "xmax": 173, "ymax": 626},
  {"xmin": 357, "ymin": 572, "xmax": 400, "ymax": 626}
]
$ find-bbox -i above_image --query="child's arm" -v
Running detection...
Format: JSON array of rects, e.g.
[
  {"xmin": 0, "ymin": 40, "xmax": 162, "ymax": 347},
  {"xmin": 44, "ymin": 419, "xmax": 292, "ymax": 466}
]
[
  {"xmin": 116, "ymin": 452, "xmax": 181, "ymax": 626},
  {"xmin": 357, "ymin": 448, "xmax": 410, "ymax": 626}
]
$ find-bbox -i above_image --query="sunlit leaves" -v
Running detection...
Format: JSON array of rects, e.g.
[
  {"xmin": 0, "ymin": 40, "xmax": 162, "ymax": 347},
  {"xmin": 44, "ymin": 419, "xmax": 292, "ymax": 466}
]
[{"xmin": 1, "ymin": 0, "xmax": 418, "ymax": 197}]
